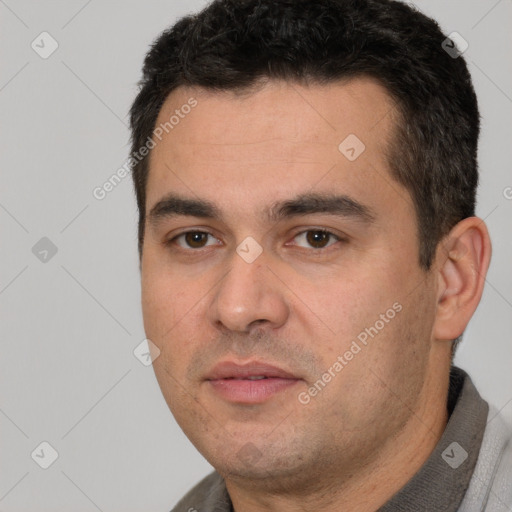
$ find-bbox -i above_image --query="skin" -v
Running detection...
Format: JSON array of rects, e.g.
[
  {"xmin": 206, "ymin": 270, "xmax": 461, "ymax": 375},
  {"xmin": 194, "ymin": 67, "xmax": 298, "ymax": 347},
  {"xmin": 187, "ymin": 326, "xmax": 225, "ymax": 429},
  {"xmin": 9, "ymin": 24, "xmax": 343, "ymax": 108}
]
[{"xmin": 140, "ymin": 78, "xmax": 491, "ymax": 512}]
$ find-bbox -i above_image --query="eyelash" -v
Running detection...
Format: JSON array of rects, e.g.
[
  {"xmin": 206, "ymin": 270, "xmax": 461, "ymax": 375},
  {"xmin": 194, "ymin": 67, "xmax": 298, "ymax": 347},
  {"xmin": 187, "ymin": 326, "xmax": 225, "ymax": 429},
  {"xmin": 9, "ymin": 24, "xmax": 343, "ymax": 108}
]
[{"xmin": 166, "ymin": 229, "xmax": 345, "ymax": 252}]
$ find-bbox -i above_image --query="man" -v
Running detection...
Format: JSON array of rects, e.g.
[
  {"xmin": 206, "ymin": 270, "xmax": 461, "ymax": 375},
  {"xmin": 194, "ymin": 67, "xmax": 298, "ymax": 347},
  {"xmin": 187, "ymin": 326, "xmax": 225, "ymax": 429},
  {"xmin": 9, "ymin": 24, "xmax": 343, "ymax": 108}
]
[{"xmin": 129, "ymin": 0, "xmax": 512, "ymax": 510}]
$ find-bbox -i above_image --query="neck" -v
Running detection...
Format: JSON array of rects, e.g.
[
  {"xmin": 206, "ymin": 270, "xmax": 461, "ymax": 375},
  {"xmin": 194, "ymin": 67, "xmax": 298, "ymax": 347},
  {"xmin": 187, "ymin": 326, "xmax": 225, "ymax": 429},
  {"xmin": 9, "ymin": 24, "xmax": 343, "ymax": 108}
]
[{"xmin": 225, "ymin": 360, "xmax": 451, "ymax": 512}]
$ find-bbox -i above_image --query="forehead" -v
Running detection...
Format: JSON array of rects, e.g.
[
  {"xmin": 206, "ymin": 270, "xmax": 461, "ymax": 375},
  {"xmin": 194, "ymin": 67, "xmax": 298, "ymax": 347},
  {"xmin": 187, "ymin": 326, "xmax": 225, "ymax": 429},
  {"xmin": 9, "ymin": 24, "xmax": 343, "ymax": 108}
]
[
  {"xmin": 145, "ymin": 78, "xmax": 410, "ymax": 225},
  {"xmin": 153, "ymin": 77, "xmax": 395, "ymax": 148}
]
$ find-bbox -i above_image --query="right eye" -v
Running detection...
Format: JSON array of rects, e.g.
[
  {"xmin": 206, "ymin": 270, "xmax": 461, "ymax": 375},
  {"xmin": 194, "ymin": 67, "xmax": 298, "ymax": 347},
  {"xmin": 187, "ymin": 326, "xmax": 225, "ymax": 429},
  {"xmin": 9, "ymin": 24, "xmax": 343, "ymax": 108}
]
[{"xmin": 167, "ymin": 231, "xmax": 221, "ymax": 250}]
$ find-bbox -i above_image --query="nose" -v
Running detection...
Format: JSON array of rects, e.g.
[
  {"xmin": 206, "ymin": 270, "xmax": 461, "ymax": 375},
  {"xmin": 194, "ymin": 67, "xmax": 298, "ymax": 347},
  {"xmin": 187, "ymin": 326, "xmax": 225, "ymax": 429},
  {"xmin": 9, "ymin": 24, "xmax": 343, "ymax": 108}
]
[{"xmin": 207, "ymin": 247, "xmax": 290, "ymax": 334}]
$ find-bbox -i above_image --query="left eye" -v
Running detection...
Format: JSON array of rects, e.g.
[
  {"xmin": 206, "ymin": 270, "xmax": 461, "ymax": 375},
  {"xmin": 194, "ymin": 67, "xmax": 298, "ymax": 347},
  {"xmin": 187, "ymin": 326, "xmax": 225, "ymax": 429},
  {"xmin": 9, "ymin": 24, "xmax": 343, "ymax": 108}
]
[
  {"xmin": 172, "ymin": 231, "xmax": 220, "ymax": 249},
  {"xmin": 292, "ymin": 230, "xmax": 341, "ymax": 249}
]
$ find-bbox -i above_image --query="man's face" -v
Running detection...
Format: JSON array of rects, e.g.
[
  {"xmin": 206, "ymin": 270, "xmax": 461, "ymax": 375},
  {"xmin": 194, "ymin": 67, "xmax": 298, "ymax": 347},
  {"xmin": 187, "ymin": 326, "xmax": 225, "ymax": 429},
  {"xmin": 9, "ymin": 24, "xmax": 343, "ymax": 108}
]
[{"xmin": 141, "ymin": 79, "xmax": 439, "ymax": 486}]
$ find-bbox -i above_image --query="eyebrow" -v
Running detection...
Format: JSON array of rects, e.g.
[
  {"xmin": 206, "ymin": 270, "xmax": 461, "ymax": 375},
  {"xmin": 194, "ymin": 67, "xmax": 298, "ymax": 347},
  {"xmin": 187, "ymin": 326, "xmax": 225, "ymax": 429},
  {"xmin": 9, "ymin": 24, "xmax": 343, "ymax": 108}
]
[{"xmin": 148, "ymin": 192, "xmax": 376, "ymax": 227}]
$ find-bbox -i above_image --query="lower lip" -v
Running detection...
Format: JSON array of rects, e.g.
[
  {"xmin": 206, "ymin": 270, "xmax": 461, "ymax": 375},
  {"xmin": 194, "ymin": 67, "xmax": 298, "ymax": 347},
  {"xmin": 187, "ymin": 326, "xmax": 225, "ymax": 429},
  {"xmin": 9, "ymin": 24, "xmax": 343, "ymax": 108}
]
[{"xmin": 208, "ymin": 378, "xmax": 300, "ymax": 404}]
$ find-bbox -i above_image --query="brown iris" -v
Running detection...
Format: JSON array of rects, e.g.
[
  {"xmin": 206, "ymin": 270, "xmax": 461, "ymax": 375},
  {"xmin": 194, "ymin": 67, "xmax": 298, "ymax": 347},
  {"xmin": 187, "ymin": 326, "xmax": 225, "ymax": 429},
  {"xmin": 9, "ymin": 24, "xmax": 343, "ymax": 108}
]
[
  {"xmin": 185, "ymin": 232, "xmax": 209, "ymax": 248},
  {"xmin": 305, "ymin": 230, "xmax": 331, "ymax": 248}
]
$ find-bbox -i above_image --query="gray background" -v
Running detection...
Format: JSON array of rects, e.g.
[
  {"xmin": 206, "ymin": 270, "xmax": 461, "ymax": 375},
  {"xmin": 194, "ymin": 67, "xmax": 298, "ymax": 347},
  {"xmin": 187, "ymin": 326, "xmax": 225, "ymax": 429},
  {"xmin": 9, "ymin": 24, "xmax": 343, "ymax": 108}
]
[{"xmin": 1, "ymin": 0, "xmax": 511, "ymax": 510}]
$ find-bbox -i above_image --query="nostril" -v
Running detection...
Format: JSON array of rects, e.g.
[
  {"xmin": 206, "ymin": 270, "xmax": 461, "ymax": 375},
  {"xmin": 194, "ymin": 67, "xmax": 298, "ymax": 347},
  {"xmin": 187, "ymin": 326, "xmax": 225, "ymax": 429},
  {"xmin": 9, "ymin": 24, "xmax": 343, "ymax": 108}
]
[{"xmin": 249, "ymin": 319, "xmax": 267, "ymax": 330}]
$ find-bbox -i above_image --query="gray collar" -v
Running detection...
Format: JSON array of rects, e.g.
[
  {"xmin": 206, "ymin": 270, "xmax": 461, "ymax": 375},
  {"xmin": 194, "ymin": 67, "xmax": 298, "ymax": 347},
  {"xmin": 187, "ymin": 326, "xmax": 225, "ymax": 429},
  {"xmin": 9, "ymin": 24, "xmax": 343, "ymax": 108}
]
[{"xmin": 378, "ymin": 366, "xmax": 489, "ymax": 511}]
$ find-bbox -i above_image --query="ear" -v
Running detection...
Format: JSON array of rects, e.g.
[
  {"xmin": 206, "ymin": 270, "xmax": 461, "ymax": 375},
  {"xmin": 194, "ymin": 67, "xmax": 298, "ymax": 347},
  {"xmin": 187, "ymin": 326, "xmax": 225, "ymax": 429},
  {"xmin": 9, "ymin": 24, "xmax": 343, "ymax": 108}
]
[{"xmin": 433, "ymin": 217, "xmax": 492, "ymax": 341}]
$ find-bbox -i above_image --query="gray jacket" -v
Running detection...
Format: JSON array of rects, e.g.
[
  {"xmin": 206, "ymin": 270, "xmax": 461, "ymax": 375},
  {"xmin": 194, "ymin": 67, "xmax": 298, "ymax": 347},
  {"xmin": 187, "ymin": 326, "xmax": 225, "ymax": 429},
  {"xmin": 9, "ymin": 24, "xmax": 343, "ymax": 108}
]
[{"xmin": 459, "ymin": 404, "xmax": 512, "ymax": 511}]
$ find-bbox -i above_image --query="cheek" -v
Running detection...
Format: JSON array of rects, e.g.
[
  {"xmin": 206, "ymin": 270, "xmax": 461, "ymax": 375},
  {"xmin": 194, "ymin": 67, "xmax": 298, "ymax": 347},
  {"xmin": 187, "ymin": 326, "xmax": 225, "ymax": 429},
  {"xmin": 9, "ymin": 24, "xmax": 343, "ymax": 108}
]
[
  {"xmin": 308, "ymin": 305, "xmax": 428, "ymax": 438},
  {"xmin": 141, "ymin": 265, "xmax": 211, "ymax": 371},
  {"xmin": 141, "ymin": 277, "xmax": 188, "ymax": 380},
  {"xmin": 345, "ymin": 280, "xmax": 434, "ymax": 406},
  {"xmin": 309, "ymin": 267, "xmax": 394, "ymax": 344},
  {"xmin": 304, "ymin": 265, "xmax": 431, "ymax": 405},
  {"xmin": 141, "ymin": 258, "xmax": 191, "ymax": 333}
]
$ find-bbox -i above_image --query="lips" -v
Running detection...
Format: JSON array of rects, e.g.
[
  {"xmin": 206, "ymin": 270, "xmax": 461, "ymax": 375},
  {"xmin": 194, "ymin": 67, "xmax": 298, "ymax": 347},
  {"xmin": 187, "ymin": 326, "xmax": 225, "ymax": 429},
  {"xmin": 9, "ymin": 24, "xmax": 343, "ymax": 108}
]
[
  {"xmin": 206, "ymin": 361, "xmax": 298, "ymax": 380},
  {"xmin": 205, "ymin": 360, "xmax": 301, "ymax": 404}
]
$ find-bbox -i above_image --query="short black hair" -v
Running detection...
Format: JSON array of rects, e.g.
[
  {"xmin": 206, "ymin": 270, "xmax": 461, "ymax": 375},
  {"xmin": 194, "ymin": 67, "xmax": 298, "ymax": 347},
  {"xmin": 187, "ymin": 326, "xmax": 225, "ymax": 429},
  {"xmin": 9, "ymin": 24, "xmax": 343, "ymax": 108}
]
[{"xmin": 129, "ymin": 0, "xmax": 479, "ymax": 272}]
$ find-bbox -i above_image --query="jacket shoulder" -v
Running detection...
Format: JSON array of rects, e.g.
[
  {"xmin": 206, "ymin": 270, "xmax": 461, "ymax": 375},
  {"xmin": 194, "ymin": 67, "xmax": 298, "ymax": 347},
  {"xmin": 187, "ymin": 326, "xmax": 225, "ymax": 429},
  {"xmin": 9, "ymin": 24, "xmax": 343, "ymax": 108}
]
[{"xmin": 459, "ymin": 406, "xmax": 512, "ymax": 511}]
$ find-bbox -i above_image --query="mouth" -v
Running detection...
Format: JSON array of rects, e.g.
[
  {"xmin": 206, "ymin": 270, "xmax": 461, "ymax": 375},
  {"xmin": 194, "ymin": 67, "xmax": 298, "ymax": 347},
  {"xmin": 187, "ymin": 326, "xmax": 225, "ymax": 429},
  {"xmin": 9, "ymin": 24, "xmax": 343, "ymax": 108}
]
[{"xmin": 205, "ymin": 360, "xmax": 301, "ymax": 404}]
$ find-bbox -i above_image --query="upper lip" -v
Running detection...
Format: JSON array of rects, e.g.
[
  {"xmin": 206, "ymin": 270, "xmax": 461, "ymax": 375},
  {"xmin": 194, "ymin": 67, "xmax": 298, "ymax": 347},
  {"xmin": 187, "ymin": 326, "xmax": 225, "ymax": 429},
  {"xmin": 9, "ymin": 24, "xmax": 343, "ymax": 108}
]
[{"xmin": 205, "ymin": 360, "xmax": 299, "ymax": 380}]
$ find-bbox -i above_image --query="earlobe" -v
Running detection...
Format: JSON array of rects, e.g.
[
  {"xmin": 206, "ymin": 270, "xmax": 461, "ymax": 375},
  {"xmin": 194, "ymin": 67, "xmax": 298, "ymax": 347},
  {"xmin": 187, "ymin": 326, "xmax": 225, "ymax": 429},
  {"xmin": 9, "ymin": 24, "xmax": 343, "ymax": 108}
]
[{"xmin": 433, "ymin": 217, "xmax": 492, "ymax": 341}]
